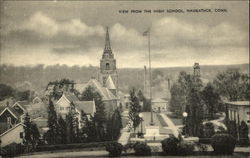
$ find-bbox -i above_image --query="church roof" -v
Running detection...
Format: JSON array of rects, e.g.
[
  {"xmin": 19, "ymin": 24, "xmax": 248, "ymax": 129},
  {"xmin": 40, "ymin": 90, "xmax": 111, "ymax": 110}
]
[
  {"xmin": 104, "ymin": 27, "xmax": 112, "ymax": 52},
  {"xmin": 84, "ymin": 79, "xmax": 117, "ymax": 101},
  {"xmin": 74, "ymin": 101, "xmax": 96, "ymax": 114},
  {"xmin": 106, "ymin": 75, "xmax": 116, "ymax": 90}
]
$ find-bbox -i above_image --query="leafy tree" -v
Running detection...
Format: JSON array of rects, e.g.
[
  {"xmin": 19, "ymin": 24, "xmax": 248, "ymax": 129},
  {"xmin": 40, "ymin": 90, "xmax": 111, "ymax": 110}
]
[
  {"xmin": 57, "ymin": 115, "xmax": 67, "ymax": 144},
  {"xmin": 137, "ymin": 90, "xmax": 150, "ymax": 112},
  {"xmin": 213, "ymin": 69, "xmax": 249, "ymax": 101},
  {"xmin": 46, "ymin": 98, "xmax": 58, "ymax": 144},
  {"xmin": 201, "ymin": 83, "xmax": 220, "ymax": 119},
  {"xmin": 0, "ymin": 84, "xmax": 14, "ymax": 101},
  {"xmin": 81, "ymin": 86, "xmax": 106, "ymax": 141},
  {"xmin": 23, "ymin": 113, "xmax": 40, "ymax": 151},
  {"xmin": 128, "ymin": 88, "xmax": 141, "ymax": 133}
]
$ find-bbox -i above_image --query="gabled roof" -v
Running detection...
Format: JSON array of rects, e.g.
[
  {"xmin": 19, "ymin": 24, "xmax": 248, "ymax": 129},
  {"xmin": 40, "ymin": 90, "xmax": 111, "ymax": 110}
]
[
  {"xmin": 56, "ymin": 93, "xmax": 80, "ymax": 104},
  {"xmin": 106, "ymin": 75, "xmax": 116, "ymax": 90},
  {"xmin": 0, "ymin": 123, "xmax": 25, "ymax": 137},
  {"xmin": 12, "ymin": 101, "xmax": 30, "ymax": 112},
  {"xmin": 0, "ymin": 106, "xmax": 20, "ymax": 119},
  {"xmin": 84, "ymin": 79, "xmax": 117, "ymax": 101},
  {"xmin": 74, "ymin": 101, "xmax": 96, "ymax": 114}
]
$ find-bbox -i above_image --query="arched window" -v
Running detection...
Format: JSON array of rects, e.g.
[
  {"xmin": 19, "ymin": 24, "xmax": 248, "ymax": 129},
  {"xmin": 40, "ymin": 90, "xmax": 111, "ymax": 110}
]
[{"xmin": 106, "ymin": 63, "xmax": 110, "ymax": 70}]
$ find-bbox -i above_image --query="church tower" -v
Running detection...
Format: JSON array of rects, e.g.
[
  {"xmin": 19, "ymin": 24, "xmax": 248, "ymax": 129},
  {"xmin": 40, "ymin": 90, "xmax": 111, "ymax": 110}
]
[{"xmin": 99, "ymin": 27, "xmax": 118, "ymax": 91}]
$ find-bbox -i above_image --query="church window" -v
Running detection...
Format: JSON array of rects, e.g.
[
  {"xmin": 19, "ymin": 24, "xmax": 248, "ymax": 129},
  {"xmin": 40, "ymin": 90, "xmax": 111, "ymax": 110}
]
[{"xmin": 106, "ymin": 63, "xmax": 110, "ymax": 70}]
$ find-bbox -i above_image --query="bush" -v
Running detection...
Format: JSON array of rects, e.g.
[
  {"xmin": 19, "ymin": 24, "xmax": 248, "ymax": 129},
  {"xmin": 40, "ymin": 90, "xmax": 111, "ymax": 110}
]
[
  {"xmin": 105, "ymin": 142, "xmax": 123, "ymax": 157},
  {"xmin": 203, "ymin": 122, "xmax": 215, "ymax": 138},
  {"xmin": 161, "ymin": 135, "xmax": 180, "ymax": 155},
  {"xmin": 1, "ymin": 143, "xmax": 25, "ymax": 157},
  {"xmin": 211, "ymin": 133, "xmax": 236, "ymax": 155},
  {"xmin": 178, "ymin": 141, "xmax": 195, "ymax": 156},
  {"xmin": 134, "ymin": 142, "xmax": 151, "ymax": 156}
]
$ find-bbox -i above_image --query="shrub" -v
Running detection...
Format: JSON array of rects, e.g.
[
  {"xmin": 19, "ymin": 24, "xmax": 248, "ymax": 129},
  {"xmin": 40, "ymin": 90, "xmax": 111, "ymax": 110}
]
[
  {"xmin": 211, "ymin": 133, "xmax": 236, "ymax": 155},
  {"xmin": 203, "ymin": 122, "xmax": 215, "ymax": 138},
  {"xmin": 1, "ymin": 143, "xmax": 25, "ymax": 157},
  {"xmin": 196, "ymin": 142, "xmax": 208, "ymax": 155},
  {"xmin": 134, "ymin": 142, "xmax": 151, "ymax": 156},
  {"xmin": 105, "ymin": 142, "xmax": 123, "ymax": 157},
  {"xmin": 239, "ymin": 121, "xmax": 249, "ymax": 146},
  {"xmin": 161, "ymin": 135, "xmax": 180, "ymax": 155},
  {"xmin": 178, "ymin": 141, "xmax": 195, "ymax": 156}
]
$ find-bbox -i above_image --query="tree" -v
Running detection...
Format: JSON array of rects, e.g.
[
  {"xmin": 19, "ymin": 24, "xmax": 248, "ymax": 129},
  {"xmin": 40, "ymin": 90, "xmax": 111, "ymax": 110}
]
[
  {"xmin": 185, "ymin": 88, "xmax": 204, "ymax": 137},
  {"xmin": 106, "ymin": 109, "xmax": 123, "ymax": 141},
  {"xmin": 46, "ymin": 98, "xmax": 58, "ymax": 144},
  {"xmin": 201, "ymin": 83, "xmax": 220, "ymax": 119},
  {"xmin": 137, "ymin": 90, "xmax": 151, "ymax": 112},
  {"xmin": 23, "ymin": 113, "xmax": 40, "ymax": 151},
  {"xmin": 213, "ymin": 69, "xmax": 249, "ymax": 101},
  {"xmin": 65, "ymin": 102, "xmax": 79, "ymax": 143},
  {"xmin": 81, "ymin": 86, "xmax": 106, "ymax": 141},
  {"xmin": 0, "ymin": 84, "xmax": 14, "ymax": 101},
  {"xmin": 57, "ymin": 115, "xmax": 67, "ymax": 144},
  {"xmin": 128, "ymin": 88, "xmax": 141, "ymax": 133}
]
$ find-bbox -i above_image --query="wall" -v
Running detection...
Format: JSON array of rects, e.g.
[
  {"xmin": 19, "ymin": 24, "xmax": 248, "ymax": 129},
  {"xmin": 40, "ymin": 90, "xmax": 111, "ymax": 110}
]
[{"xmin": 0, "ymin": 125, "xmax": 24, "ymax": 147}]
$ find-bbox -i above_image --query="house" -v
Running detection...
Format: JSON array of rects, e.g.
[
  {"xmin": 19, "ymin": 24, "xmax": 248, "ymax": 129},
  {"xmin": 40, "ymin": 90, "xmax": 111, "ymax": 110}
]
[
  {"xmin": 152, "ymin": 98, "xmax": 168, "ymax": 112},
  {"xmin": 0, "ymin": 106, "xmax": 20, "ymax": 129},
  {"xmin": 32, "ymin": 96, "xmax": 42, "ymax": 104},
  {"xmin": 11, "ymin": 101, "xmax": 30, "ymax": 116},
  {"xmin": 55, "ymin": 93, "xmax": 96, "ymax": 128},
  {"xmin": 225, "ymin": 101, "xmax": 250, "ymax": 132},
  {"xmin": 0, "ymin": 123, "xmax": 25, "ymax": 147}
]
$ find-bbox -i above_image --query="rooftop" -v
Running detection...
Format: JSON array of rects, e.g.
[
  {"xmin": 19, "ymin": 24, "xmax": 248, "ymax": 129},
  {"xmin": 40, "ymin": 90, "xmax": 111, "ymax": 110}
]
[{"xmin": 225, "ymin": 101, "xmax": 250, "ymax": 106}]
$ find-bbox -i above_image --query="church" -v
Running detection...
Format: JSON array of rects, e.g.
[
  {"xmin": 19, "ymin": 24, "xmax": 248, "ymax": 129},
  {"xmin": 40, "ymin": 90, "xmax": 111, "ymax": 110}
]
[{"xmin": 75, "ymin": 27, "xmax": 119, "ymax": 116}]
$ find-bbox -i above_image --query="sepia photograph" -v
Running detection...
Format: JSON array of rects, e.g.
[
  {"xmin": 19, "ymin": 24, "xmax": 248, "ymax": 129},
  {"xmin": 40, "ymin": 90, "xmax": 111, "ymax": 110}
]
[{"xmin": 0, "ymin": 0, "xmax": 249, "ymax": 157}]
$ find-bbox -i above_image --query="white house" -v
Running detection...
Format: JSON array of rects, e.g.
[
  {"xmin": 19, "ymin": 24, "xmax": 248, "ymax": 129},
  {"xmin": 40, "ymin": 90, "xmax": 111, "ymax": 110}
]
[
  {"xmin": 0, "ymin": 123, "xmax": 25, "ymax": 147},
  {"xmin": 152, "ymin": 98, "xmax": 168, "ymax": 112}
]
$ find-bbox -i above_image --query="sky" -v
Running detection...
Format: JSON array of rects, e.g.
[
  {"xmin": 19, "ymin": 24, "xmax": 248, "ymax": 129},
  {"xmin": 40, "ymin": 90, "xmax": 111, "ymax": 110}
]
[{"xmin": 0, "ymin": 1, "xmax": 249, "ymax": 68}]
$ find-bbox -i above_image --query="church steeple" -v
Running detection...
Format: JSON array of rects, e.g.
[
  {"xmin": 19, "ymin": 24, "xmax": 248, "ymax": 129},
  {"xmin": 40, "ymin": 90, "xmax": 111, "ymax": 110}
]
[
  {"xmin": 104, "ymin": 27, "xmax": 112, "ymax": 51},
  {"xmin": 99, "ymin": 26, "xmax": 118, "ymax": 90}
]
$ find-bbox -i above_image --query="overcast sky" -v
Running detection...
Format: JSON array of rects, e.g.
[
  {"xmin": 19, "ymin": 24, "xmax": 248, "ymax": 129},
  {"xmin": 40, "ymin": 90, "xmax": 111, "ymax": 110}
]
[{"xmin": 0, "ymin": 1, "xmax": 249, "ymax": 68}]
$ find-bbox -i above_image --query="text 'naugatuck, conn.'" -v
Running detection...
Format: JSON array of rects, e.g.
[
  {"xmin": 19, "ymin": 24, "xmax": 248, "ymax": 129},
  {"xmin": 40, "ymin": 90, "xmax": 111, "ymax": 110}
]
[{"xmin": 119, "ymin": 8, "xmax": 227, "ymax": 14}]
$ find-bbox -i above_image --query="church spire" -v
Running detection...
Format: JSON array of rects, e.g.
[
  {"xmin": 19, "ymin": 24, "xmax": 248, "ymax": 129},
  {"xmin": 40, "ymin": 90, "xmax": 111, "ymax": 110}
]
[{"xmin": 104, "ymin": 27, "xmax": 112, "ymax": 51}]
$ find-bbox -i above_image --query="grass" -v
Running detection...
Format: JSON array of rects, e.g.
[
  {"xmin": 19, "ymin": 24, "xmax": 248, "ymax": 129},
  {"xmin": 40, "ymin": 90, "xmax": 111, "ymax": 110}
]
[
  {"xmin": 165, "ymin": 114, "xmax": 183, "ymax": 126},
  {"xmin": 157, "ymin": 114, "xmax": 168, "ymax": 127}
]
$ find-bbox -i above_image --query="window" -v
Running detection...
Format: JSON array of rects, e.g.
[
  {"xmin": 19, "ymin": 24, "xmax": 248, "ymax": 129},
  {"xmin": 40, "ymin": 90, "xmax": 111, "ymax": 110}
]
[
  {"xmin": 106, "ymin": 63, "xmax": 110, "ymax": 70},
  {"xmin": 20, "ymin": 132, "xmax": 23, "ymax": 138},
  {"xmin": 247, "ymin": 120, "xmax": 250, "ymax": 124},
  {"xmin": 247, "ymin": 112, "xmax": 250, "ymax": 115},
  {"xmin": 7, "ymin": 117, "xmax": 11, "ymax": 124}
]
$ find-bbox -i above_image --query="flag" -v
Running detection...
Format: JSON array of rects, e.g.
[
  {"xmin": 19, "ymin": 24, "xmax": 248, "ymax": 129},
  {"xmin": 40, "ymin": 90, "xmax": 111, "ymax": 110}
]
[{"xmin": 143, "ymin": 30, "xmax": 149, "ymax": 36}]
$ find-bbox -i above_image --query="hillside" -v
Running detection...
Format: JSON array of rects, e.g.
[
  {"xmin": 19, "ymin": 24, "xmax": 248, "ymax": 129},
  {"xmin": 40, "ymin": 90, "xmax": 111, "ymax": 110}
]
[{"xmin": 0, "ymin": 63, "xmax": 249, "ymax": 96}]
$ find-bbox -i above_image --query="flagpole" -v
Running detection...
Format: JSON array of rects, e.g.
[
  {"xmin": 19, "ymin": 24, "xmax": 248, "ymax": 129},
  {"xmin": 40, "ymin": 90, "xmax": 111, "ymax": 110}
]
[{"xmin": 148, "ymin": 29, "xmax": 154, "ymax": 126}]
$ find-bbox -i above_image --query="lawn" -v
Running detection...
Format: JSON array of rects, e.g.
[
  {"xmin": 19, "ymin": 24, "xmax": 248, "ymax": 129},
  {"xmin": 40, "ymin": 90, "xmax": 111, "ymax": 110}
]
[{"xmin": 165, "ymin": 114, "xmax": 183, "ymax": 126}]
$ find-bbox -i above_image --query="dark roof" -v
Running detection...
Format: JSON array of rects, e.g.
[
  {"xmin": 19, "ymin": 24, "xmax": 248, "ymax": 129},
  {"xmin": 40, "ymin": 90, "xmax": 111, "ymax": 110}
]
[
  {"xmin": 64, "ymin": 93, "xmax": 80, "ymax": 102},
  {"xmin": 13, "ymin": 101, "xmax": 30, "ymax": 111},
  {"xmin": 0, "ymin": 106, "xmax": 21, "ymax": 119},
  {"xmin": 74, "ymin": 101, "xmax": 96, "ymax": 114}
]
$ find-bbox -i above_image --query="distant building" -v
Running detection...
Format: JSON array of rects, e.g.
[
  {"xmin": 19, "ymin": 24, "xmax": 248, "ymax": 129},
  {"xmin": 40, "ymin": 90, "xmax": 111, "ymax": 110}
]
[
  {"xmin": 225, "ymin": 101, "xmax": 250, "ymax": 131},
  {"xmin": 0, "ymin": 123, "xmax": 25, "ymax": 147},
  {"xmin": 152, "ymin": 98, "xmax": 168, "ymax": 112}
]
